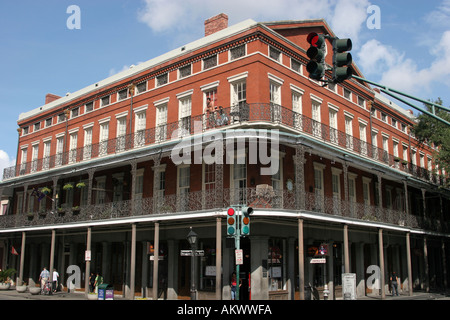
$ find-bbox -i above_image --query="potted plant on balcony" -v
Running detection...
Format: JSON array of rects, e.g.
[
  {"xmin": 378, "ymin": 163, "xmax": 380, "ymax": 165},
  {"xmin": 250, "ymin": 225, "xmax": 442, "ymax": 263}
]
[
  {"xmin": 27, "ymin": 212, "xmax": 34, "ymax": 220},
  {"xmin": 63, "ymin": 183, "xmax": 74, "ymax": 191},
  {"xmin": 72, "ymin": 206, "xmax": 80, "ymax": 215},
  {"xmin": 0, "ymin": 268, "xmax": 16, "ymax": 290},
  {"xmin": 40, "ymin": 186, "xmax": 51, "ymax": 195},
  {"xmin": 57, "ymin": 207, "xmax": 66, "ymax": 216},
  {"xmin": 76, "ymin": 182, "xmax": 86, "ymax": 189},
  {"xmin": 38, "ymin": 208, "xmax": 47, "ymax": 217}
]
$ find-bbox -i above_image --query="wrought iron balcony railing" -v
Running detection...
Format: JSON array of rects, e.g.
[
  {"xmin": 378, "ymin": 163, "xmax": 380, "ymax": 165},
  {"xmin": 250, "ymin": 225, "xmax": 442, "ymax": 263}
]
[
  {"xmin": 3, "ymin": 103, "xmax": 444, "ymax": 185},
  {"xmin": 1, "ymin": 187, "xmax": 444, "ymax": 232}
]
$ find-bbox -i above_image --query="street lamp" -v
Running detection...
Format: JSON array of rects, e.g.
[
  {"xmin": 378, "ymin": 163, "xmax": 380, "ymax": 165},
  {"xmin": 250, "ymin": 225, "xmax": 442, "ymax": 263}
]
[{"xmin": 186, "ymin": 227, "xmax": 198, "ymax": 300}]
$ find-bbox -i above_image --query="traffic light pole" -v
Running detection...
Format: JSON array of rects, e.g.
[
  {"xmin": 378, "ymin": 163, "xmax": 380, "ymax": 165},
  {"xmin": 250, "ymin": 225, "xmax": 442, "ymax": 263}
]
[
  {"xmin": 352, "ymin": 75, "xmax": 450, "ymax": 127},
  {"xmin": 234, "ymin": 204, "xmax": 242, "ymax": 301}
]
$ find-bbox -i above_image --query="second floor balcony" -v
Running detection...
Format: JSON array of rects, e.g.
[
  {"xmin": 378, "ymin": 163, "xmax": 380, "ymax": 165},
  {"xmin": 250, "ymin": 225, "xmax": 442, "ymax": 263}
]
[
  {"xmin": 3, "ymin": 103, "xmax": 445, "ymax": 186},
  {"xmin": 0, "ymin": 187, "xmax": 443, "ymax": 233}
]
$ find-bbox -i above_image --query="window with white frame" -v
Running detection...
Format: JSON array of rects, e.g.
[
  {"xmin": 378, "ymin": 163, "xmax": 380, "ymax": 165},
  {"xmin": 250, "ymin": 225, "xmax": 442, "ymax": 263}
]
[
  {"xmin": 311, "ymin": 96, "xmax": 322, "ymax": 137},
  {"xmin": 136, "ymin": 82, "xmax": 147, "ymax": 94},
  {"xmin": 43, "ymin": 140, "xmax": 51, "ymax": 170},
  {"xmin": 56, "ymin": 136, "xmax": 64, "ymax": 166},
  {"xmin": 331, "ymin": 167, "xmax": 342, "ymax": 214},
  {"xmin": 31, "ymin": 144, "xmax": 39, "ymax": 172},
  {"xmin": 99, "ymin": 120, "xmax": 110, "ymax": 156},
  {"xmin": 16, "ymin": 192, "xmax": 23, "ymax": 214},
  {"xmin": 116, "ymin": 115, "xmax": 127, "ymax": 152},
  {"xmin": 95, "ymin": 176, "xmax": 106, "ymax": 205},
  {"xmin": 71, "ymin": 107, "xmax": 79, "ymax": 118},
  {"xmin": 179, "ymin": 64, "xmax": 192, "ymax": 78},
  {"xmin": 231, "ymin": 159, "xmax": 247, "ymax": 204},
  {"xmin": 329, "ymin": 106, "xmax": 338, "ymax": 144},
  {"xmin": 344, "ymin": 113, "xmax": 353, "ymax": 149},
  {"xmin": 83, "ymin": 126, "xmax": 93, "ymax": 160},
  {"xmin": 270, "ymin": 79, "xmax": 282, "ymax": 122},
  {"xmin": 69, "ymin": 131, "xmax": 78, "ymax": 163},
  {"xmin": 203, "ymin": 55, "xmax": 217, "ymax": 70},
  {"xmin": 393, "ymin": 140, "xmax": 399, "ymax": 168},
  {"xmin": 135, "ymin": 169, "xmax": 144, "ymax": 200},
  {"xmin": 291, "ymin": 85, "xmax": 304, "ymax": 130},
  {"xmin": 291, "ymin": 58, "xmax": 302, "ymax": 73},
  {"xmin": 231, "ymin": 80, "xmax": 246, "ymax": 107},
  {"xmin": 343, "ymin": 88, "xmax": 351, "ymax": 100},
  {"xmin": 178, "ymin": 166, "xmax": 190, "ymax": 211},
  {"xmin": 155, "ymin": 102, "xmax": 168, "ymax": 141},
  {"xmin": 85, "ymin": 102, "xmax": 94, "ymax": 113},
  {"xmin": 118, "ymin": 88, "xmax": 128, "ymax": 101},
  {"xmin": 313, "ymin": 162, "xmax": 325, "ymax": 211},
  {"xmin": 80, "ymin": 179, "xmax": 89, "ymax": 206},
  {"xmin": 348, "ymin": 172, "xmax": 357, "ymax": 214},
  {"xmin": 269, "ymin": 46, "xmax": 281, "ymax": 62},
  {"xmin": 371, "ymin": 130, "xmax": 378, "ymax": 160},
  {"xmin": 134, "ymin": 107, "xmax": 147, "ymax": 147},
  {"xmin": 362, "ymin": 177, "xmax": 371, "ymax": 206},
  {"xmin": 178, "ymin": 92, "xmax": 192, "ymax": 137},
  {"xmin": 230, "ymin": 45, "xmax": 246, "ymax": 60},
  {"xmin": 112, "ymin": 173, "xmax": 124, "ymax": 202},
  {"xmin": 101, "ymin": 95, "xmax": 110, "ymax": 107},
  {"xmin": 382, "ymin": 134, "xmax": 389, "ymax": 162},
  {"xmin": 156, "ymin": 73, "xmax": 168, "ymax": 87},
  {"xmin": 359, "ymin": 120, "xmax": 368, "ymax": 156},
  {"xmin": 228, "ymin": 72, "xmax": 248, "ymax": 122},
  {"xmin": 402, "ymin": 144, "xmax": 408, "ymax": 162},
  {"xmin": 272, "ymin": 157, "xmax": 283, "ymax": 207},
  {"xmin": 203, "ymin": 163, "xmax": 216, "ymax": 208}
]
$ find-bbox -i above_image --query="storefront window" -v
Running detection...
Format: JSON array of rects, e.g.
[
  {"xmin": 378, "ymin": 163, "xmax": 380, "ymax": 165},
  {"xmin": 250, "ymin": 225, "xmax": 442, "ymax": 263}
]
[
  {"xmin": 199, "ymin": 239, "xmax": 217, "ymax": 292},
  {"xmin": 268, "ymin": 238, "xmax": 284, "ymax": 291}
]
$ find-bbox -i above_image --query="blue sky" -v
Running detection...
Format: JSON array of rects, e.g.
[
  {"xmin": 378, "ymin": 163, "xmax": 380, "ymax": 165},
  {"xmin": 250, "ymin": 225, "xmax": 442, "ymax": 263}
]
[{"xmin": 1, "ymin": 0, "xmax": 450, "ymax": 178}]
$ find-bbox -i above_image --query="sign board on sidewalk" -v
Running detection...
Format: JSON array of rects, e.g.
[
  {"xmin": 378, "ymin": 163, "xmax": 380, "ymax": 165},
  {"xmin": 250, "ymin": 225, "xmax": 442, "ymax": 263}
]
[
  {"xmin": 342, "ymin": 273, "xmax": 357, "ymax": 300},
  {"xmin": 235, "ymin": 249, "xmax": 243, "ymax": 265}
]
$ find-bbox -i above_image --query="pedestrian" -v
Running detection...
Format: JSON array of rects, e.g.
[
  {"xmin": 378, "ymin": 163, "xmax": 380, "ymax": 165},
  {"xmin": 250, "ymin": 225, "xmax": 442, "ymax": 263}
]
[
  {"xmin": 52, "ymin": 268, "xmax": 59, "ymax": 293},
  {"xmin": 230, "ymin": 272, "xmax": 241, "ymax": 300},
  {"xmin": 39, "ymin": 267, "xmax": 49, "ymax": 293},
  {"xmin": 390, "ymin": 271, "xmax": 399, "ymax": 296},
  {"xmin": 94, "ymin": 272, "xmax": 103, "ymax": 294},
  {"xmin": 89, "ymin": 272, "xmax": 96, "ymax": 293}
]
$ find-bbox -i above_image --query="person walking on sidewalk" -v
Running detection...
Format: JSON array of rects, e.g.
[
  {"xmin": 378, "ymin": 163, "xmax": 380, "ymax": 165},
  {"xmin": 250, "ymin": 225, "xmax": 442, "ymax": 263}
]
[
  {"xmin": 52, "ymin": 269, "xmax": 59, "ymax": 293},
  {"xmin": 390, "ymin": 271, "xmax": 399, "ymax": 296},
  {"xmin": 39, "ymin": 267, "xmax": 49, "ymax": 293}
]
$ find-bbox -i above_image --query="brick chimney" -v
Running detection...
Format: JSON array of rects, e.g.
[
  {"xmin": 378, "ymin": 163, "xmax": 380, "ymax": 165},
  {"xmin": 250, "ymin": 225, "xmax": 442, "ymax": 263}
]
[
  {"xmin": 45, "ymin": 93, "xmax": 61, "ymax": 104},
  {"xmin": 204, "ymin": 13, "xmax": 228, "ymax": 36}
]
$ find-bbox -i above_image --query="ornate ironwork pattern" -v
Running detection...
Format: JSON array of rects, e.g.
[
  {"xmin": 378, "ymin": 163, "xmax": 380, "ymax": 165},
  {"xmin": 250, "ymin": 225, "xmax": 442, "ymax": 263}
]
[
  {"xmin": 5, "ymin": 103, "xmax": 440, "ymax": 185},
  {"xmin": 0, "ymin": 187, "xmax": 440, "ymax": 232}
]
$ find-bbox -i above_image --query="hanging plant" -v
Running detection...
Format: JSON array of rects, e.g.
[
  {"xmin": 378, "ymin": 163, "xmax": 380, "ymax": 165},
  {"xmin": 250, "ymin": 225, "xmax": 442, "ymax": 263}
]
[
  {"xmin": 63, "ymin": 183, "xmax": 74, "ymax": 190},
  {"xmin": 40, "ymin": 187, "xmax": 51, "ymax": 195},
  {"xmin": 76, "ymin": 182, "xmax": 86, "ymax": 189}
]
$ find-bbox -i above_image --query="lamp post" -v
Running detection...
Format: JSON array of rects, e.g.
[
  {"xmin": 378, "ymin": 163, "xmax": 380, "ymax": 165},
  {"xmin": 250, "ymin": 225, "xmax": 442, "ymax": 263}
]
[{"xmin": 186, "ymin": 227, "xmax": 198, "ymax": 300}]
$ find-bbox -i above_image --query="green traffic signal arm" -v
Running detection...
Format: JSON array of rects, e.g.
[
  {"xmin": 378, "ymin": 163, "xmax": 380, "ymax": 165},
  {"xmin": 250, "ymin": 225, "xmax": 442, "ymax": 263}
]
[{"xmin": 353, "ymin": 75, "xmax": 450, "ymax": 127}]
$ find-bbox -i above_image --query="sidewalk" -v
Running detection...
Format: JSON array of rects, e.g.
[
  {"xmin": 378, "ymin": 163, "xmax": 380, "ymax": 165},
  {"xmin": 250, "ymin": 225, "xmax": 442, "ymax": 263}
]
[{"xmin": 0, "ymin": 286, "xmax": 125, "ymax": 300}]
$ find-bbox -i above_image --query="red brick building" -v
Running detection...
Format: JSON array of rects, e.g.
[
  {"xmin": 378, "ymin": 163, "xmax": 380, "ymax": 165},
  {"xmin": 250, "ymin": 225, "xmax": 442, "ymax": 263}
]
[{"xmin": 0, "ymin": 14, "xmax": 449, "ymax": 300}]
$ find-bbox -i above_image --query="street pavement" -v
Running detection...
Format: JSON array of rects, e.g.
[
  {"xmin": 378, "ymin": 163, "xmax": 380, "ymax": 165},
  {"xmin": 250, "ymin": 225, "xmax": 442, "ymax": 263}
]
[{"xmin": 0, "ymin": 286, "xmax": 449, "ymax": 300}]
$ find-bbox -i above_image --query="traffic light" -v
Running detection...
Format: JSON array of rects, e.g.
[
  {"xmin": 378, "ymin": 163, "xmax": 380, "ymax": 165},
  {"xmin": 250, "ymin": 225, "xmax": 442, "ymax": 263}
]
[
  {"xmin": 227, "ymin": 207, "xmax": 237, "ymax": 236},
  {"xmin": 241, "ymin": 206, "xmax": 253, "ymax": 236},
  {"xmin": 306, "ymin": 32, "xmax": 326, "ymax": 80},
  {"xmin": 332, "ymin": 38, "xmax": 353, "ymax": 82}
]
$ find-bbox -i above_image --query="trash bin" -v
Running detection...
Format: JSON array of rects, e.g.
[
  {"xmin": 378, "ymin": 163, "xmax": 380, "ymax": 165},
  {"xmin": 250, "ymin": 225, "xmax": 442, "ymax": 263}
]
[{"xmin": 98, "ymin": 284, "xmax": 114, "ymax": 300}]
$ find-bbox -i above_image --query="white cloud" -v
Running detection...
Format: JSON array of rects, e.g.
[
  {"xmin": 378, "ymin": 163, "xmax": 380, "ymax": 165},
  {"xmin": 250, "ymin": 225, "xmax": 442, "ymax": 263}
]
[
  {"xmin": 137, "ymin": 0, "xmax": 369, "ymax": 43},
  {"xmin": 357, "ymin": 31, "xmax": 450, "ymax": 94},
  {"xmin": 0, "ymin": 150, "xmax": 15, "ymax": 181}
]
